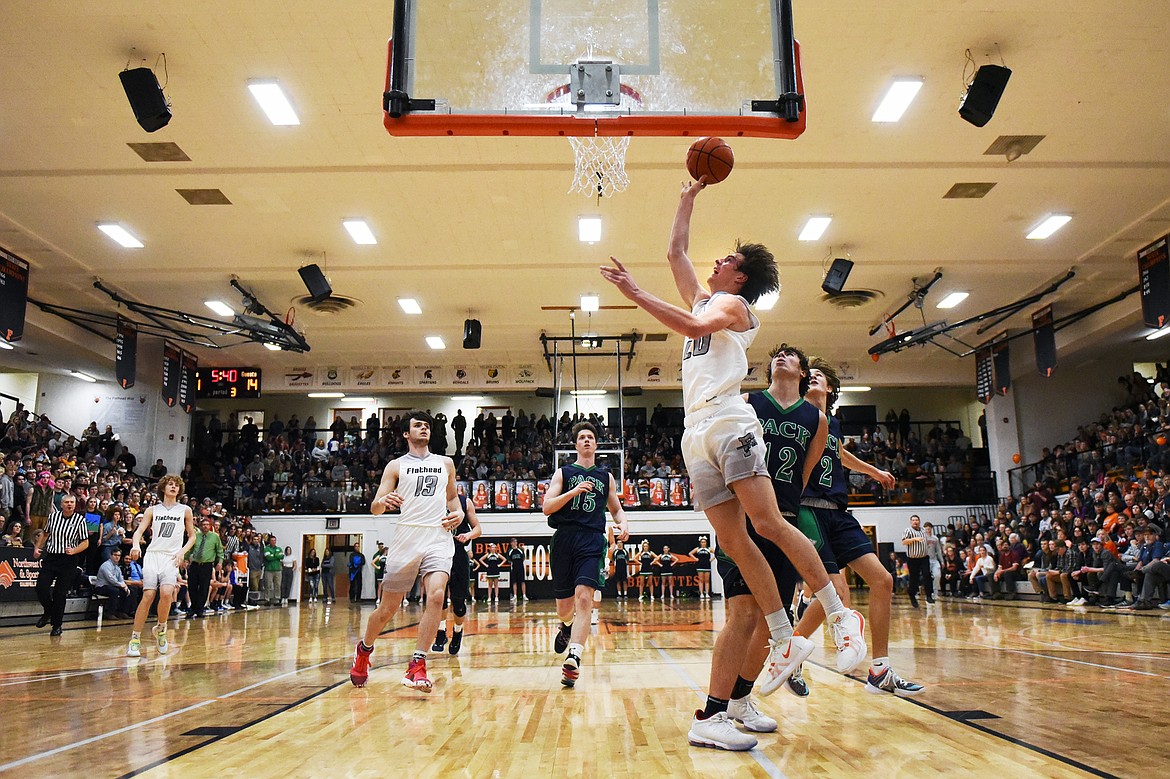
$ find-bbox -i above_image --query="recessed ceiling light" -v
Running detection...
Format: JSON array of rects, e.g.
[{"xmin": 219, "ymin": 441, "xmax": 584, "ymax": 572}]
[
  {"xmin": 205, "ymin": 300, "xmax": 234, "ymax": 317},
  {"xmin": 1026, "ymin": 214, "xmax": 1072, "ymax": 240},
  {"xmin": 570, "ymin": 389, "xmax": 607, "ymax": 397},
  {"xmin": 798, "ymin": 216, "xmax": 832, "ymax": 242},
  {"xmin": 263, "ymin": 342, "xmax": 282, "ymax": 351},
  {"xmin": 839, "ymin": 386, "xmax": 872, "ymax": 392},
  {"xmin": 248, "ymin": 80, "xmax": 300, "ymax": 126},
  {"xmin": 872, "ymin": 79, "xmax": 923, "ymax": 122},
  {"xmin": 579, "ymin": 215, "xmax": 602, "ymax": 243},
  {"xmin": 1146, "ymin": 326, "xmax": 1170, "ymax": 341},
  {"xmin": 342, "ymin": 219, "xmax": 377, "ymax": 245},
  {"xmin": 755, "ymin": 291, "xmax": 779, "ymax": 311},
  {"xmin": 97, "ymin": 224, "xmax": 143, "ymax": 248},
  {"xmin": 936, "ymin": 291, "xmax": 969, "ymax": 309},
  {"xmin": 307, "ymin": 392, "xmax": 345, "ymax": 398},
  {"xmin": 580, "ymin": 295, "xmax": 599, "ymax": 312},
  {"xmin": 426, "ymin": 336, "xmax": 446, "ymax": 350},
  {"xmin": 0, "ymin": 340, "xmax": 14, "ymax": 350},
  {"xmin": 71, "ymin": 370, "xmax": 98, "ymax": 383},
  {"xmin": 398, "ymin": 298, "xmax": 422, "ymax": 315}
]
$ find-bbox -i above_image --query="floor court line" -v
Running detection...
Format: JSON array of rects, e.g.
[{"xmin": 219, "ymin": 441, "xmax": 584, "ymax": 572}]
[
  {"xmin": 650, "ymin": 640, "xmax": 790, "ymax": 779},
  {"xmin": 0, "ymin": 658, "xmax": 342, "ymax": 772},
  {"xmin": 952, "ymin": 638, "xmax": 1168, "ymax": 678}
]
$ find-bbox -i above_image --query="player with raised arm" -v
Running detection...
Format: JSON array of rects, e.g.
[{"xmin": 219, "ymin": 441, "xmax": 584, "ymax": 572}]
[
  {"xmin": 600, "ymin": 179, "xmax": 865, "ymax": 751},
  {"xmin": 349, "ymin": 412, "xmax": 463, "ymax": 691},
  {"xmin": 542, "ymin": 422, "xmax": 629, "ymax": 688},
  {"xmin": 126, "ymin": 475, "xmax": 196, "ymax": 657}
]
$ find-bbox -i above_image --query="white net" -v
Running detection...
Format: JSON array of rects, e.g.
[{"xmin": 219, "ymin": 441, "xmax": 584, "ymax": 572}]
[{"xmin": 568, "ymin": 136, "xmax": 631, "ymax": 198}]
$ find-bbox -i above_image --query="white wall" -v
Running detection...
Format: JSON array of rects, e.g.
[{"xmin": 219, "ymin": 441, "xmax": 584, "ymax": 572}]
[{"xmin": 0, "ymin": 372, "xmax": 38, "ymax": 413}]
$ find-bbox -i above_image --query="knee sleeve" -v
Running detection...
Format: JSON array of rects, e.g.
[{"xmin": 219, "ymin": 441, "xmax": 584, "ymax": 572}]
[{"xmin": 452, "ymin": 599, "xmax": 467, "ymax": 618}]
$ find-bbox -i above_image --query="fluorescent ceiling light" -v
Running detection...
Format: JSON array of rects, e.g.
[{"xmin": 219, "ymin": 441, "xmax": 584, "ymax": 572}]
[
  {"xmin": 872, "ymin": 79, "xmax": 924, "ymax": 122},
  {"xmin": 398, "ymin": 298, "xmax": 422, "ymax": 315},
  {"xmin": 755, "ymin": 291, "xmax": 779, "ymax": 311},
  {"xmin": 580, "ymin": 295, "xmax": 599, "ymax": 312},
  {"xmin": 0, "ymin": 340, "xmax": 14, "ymax": 350},
  {"xmin": 798, "ymin": 217, "xmax": 832, "ymax": 242},
  {"xmin": 308, "ymin": 392, "xmax": 345, "ymax": 398},
  {"xmin": 263, "ymin": 342, "xmax": 282, "ymax": 351},
  {"xmin": 936, "ymin": 291, "xmax": 969, "ymax": 309},
  {"xmin": 451, "ymin": 395, "xmax": 485, "ymax": 401},
  {"xmin": 426, "ymin": 336, "xmax": 446, "ymax": 350},
  {"xmin": 71, "ymin": 370, "xmax": 98, "ymax": 383},
  {"xmin": 204, "ymin": 300, "xmax": 234, "ymax": 317},
  {"xmin": 342, "ymin": 219, "xmax": 377, "ymax": 245},
  {"xmin": 579, "ymin": 215, "xmax": 602, "ymax": 243},
  {"xmin": 1026, "ymin": 214, "xmax": 1072, "ymax": 240},
  {"xmin": 248, "ymin": 81, "xmax": 300, "ymax": 125},
  {"xmin": 570, "ymin": 389, "xmax": 607, "ymax": 397},
  {"xmin": 1146, "ymin": 326, "xmax": 1170, "ymax": 341},
  {"xmin": 97, "ymin": 224, "xmax": 143, "ymax": 248},
  {"xmin": 346, "ymin": 397, "xmax": 375, "ymax": 403},
  {"xmin": 839, "ymin": 386, "xmax": 872, "ymax": 392}
]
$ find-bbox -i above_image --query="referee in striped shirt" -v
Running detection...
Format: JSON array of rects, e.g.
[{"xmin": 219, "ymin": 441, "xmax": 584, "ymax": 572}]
[
  {"xmin": 33, "ymin": 494, "xmax": 89, "ymax": 635},
  {"xmin": 900, "ymin": 514, "xmax": 931, "ymax": 609}
]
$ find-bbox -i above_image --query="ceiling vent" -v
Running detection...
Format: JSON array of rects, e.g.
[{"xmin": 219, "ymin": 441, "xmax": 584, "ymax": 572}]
[
  {"xmin": 820, "ymin": 290, "xmax": 881, "ymax": 308},
  {"xmin": 127, "ymin": 142, "xmax": 190, "ymax": 162},
  {"xmin": 292, "ymin": 294, "xmax": 361, "ymax": 314},
  {"xmin": 943, "ymin": 182, "xmax": 996, "ymax": 199},
  {"xmin": 176, "ymin": 188, "xmax": 231, "ymax": 205},
  {"xmin": 643, "ymin": 333, "xmax": 670, "ymax": 342},
  {"xmin": 983, "ymin": 135, "xmax": 1045, "ymax": 161}
]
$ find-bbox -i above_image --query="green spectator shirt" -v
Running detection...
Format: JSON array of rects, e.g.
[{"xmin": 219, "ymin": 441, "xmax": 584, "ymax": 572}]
[
  {"xmin": 263, "ymin": 544, "xmax": 284, "ymax": 572},
  {"xmin": 187, "ymin": 529, "xmax": 224, "ymax": 564}
]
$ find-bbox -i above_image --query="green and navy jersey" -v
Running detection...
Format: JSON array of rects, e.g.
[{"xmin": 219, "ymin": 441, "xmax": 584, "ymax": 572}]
[
  {"xmin": 803, "ymin": 416, "xmax": 848, "ymax": 508},
  {"xmin": 613, "ymin": 547, "xmax": 629, "ymax": 571},
  {"xmin": 747, "ymin": 391, "xmax": 822, "ymax": 514},
  {"xmin": 548, "ymin": 462, "xmax": 610, "ymax": 532}
]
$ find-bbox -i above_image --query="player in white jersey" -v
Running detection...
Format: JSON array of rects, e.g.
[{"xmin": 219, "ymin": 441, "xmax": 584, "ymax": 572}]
[
  {"xmin": 350, "ymin": 411, "xmax": 463, "ymax": 692},
  {"xmin": 126, "ymin": 474, "xmax": 195, "ymax": 657},
  {"xmin": 601, "ymin": 179, "xmax": 866, "ymax": 751}
]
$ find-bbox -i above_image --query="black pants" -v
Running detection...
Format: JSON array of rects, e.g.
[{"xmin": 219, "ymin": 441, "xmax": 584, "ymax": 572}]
[
  {"xmin": 906, "ymin": 556, "xmax": 932, "ymax": 600},
  {"xmin": 95, "ymin": 584, "xmax": 130, "ymax": 615},
  {"xmin": 188, "ymin": 562, "xmax": 214, "ymax": 615},
  {"xmin": 36, "ymin": 553, "xmax": 80, "ymax": 628}
]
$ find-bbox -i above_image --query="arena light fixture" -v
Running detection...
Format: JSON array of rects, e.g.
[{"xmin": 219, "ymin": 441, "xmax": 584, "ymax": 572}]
[
  {"xmin": 578, "ymin": 215, "xmax": 602, "ymax": 243},
  {"xmin": 97, "ymin": 223, "xmax": 144, "ymax": 248},
  {"xmin": 308, "ymin": 392, "xmax": 345, "ymax": 398},
  {"xmin": 580, "ymin": 294, "xmax": 599, "ymax": 312},
  {"xmin": 936, "ymin": 291, "xmax": 969, "ymax": 309},
  {"xmin": 451, "ymin": 395, "xmax": 485, "ymax": 401},
  {"xmin": 248, "ymin": 80, "xmax": 300, "ymax": 125},
  {"xmin": 398, "ymin": 298, "xmax": 422, "ymax": 315},
  {"xmin": 1026, "ymin": 214, "xmax": 1072, "ymax": 240},
  {"xmin": 569, "ymin": 389, "xmax": 607, "ymax": 397},
  {"xmin": 872, "ymin": 79, "xmax": 923, "ymax": 122},
  {"xmin": 798, "ymin": 216, "xmax": 832, "ymax": 242},
  {"xmin": 1146, "ymin": 325, "xmax": 1170, "ymax": 341},
  {"xmin": 204, "ymin": 300, "xmax": 234, "ymax": 316},
  {"xmin": 0, "ymin": 339, "xmax": 14, "ymax": 350},
  {"xmin": 839, "ymin": 385, "xmax": 872, "ymax": 393},
  {"xmin": 71, "ymin": 370, "xmax": 98, "ymax": 383},
  {"xmin": 263, "ymin": 342, "xmax": 282, "ymax": 351},
  {"xmin": 342, "ymin": 219, "xmax": 377, "ymax": 245},
  {"xmin": 755, "ymin": 291, "xmax": 779, "ymax": 311},
  {"xmin": 426, "ymin": 336, "xmax": 446, "ymax": 350}
]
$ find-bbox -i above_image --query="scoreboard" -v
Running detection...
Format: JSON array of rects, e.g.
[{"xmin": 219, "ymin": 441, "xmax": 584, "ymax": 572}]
[{"xmin": 196, "ymin": 367, "xmax": 261, "ymax": 399}]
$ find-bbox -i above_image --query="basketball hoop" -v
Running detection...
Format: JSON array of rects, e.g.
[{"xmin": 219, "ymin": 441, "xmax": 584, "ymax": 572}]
[{"xmin": 568, "ymin": 136, "xmax": 630, "ymax": 199}]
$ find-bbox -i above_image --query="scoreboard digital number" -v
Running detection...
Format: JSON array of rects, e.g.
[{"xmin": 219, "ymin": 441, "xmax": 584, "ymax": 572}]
[{"xmin": 196, "ymin": 367, "xmax": 262, "ymax": 399}]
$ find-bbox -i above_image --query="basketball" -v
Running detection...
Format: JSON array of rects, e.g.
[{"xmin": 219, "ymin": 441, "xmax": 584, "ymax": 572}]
[{"xmin": 686, "ymin": 137, "xmax": 734, "ymax": 184}]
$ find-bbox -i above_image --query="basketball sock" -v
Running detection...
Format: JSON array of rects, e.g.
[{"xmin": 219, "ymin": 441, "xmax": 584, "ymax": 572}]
[
  {"xmin": 567, "ymin": 642, "xmax": 584, "ymax": 657},
  {"xmin": 814, "ymin": 582, "xmax": 846, "ymax": 616},
  {"xmin": 452, "ymin": 624, "xmax": 463, "ymax": 634},
  {"xmin": 764, "ymin": 609, "xmax": 794, "ymax": 643},
  {"xmin": 871, "ymin": 656, "xmax": 889, "ymax": 674},
  {"xmin": 131, "ymin": 631, "xmax": 141, "ymax": 640},
  {"xmin": 700, "ymin": 695, "xmax": 729, "ymax": 719},
  {"xmin": 438, "ymin": 620, "xmax": 446, "ymax": 632},
  {"xmin": 412, "ymin": 650, "xmax": 426, "ymax": 662},
  {"xmin": 731, "ymin": 676, "xmax": 755, "ymax": 700}
]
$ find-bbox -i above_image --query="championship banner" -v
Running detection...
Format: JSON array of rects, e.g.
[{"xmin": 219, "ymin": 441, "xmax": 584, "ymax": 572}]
[
  {"xmin": 451, "ymin": 365, "xmax": 473, "ymax": 386},
  {"xmin": 1138, "ymin": 235, "xmax": 1170, "ymax": 329},
  {"xmin": 115, "ymin": 317, "xmax": 137, "ymax": 389},
  {"xmin": 836, "ymin": 361, "xmax": 858, "ymax": 382},
  {"xmin": 0, "ymin": 246, "xmax": 30, "ymax": 343},
  {"xmin": 644, "ymin": 365, "xmax": 664, "ymax": 384},
  {"xmin": 161, "ymin": 341, "xmax": 181, "ymax": 407},
  {"xmin": 482, "ymin": 365, "xmax": 504, "ymax": 386},
  {"xmin": 513, "ymin": 364, "xmax": 537, "ymax": 386},
  {"xmin": 284, "ymin": 367, "xmax": 315, "ymax": 388},
  {"xmin": 415, "ymin": 366, "xmax": 440, "ymax": 387},
  {"xmin": 745, "ymin": 363, "xmax": 765, "ymax": 386},
  {"xmin": 319, "ymin": 367, "xmax": 343, "ymax": 388},
  {"xmin": 349, "ymin": 366, "xmax": 377, "ymax": 387},
  {"xmin": 992, "ymin": 338, "xmax": 1011, "ymax": 396},
  {"xmin": 179, "ymin": 350, "xmax": 197, "ymax": 413},
  {"xmin": 382, "ymin": 366, "xmax": 411, "ymax": 387},
  {"xmin": 1032, "ymin": 306, "xmax": 1057, "ymax": 377},
  {"xmin": 975, "ymin": 346, "xmax": 994, "ymax": 404}
]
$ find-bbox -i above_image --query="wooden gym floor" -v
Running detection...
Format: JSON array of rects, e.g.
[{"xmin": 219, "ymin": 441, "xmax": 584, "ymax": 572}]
[{"xmin": 0, "ymin": 593, "xmax": 1165, "ymax": 778}]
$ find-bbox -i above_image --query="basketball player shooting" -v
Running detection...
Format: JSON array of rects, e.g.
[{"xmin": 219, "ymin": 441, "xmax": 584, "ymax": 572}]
[
  {"xmin": 600, "ymin": 177, "xmax": 865, "ymax": 751},
  {"xmin": 349, "ymin": 412, "xmax": 464, "ymax": 692}
]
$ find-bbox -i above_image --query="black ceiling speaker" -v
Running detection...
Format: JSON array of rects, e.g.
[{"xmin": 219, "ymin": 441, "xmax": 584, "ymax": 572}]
[
  {"xmin": 298, "ymin": 264, "xmax": 332, "ymax": 300},
  {"xmin": 822, "ymin": 258, "xmax": 855, "ymax": 295},
  {"xmin": 535, "ymin": 387, "xmax": 556, "ymax": 398},
  {"xmin": 119, "ymin": 67, "xmax": 171, "ymax": 133},
  {"xmin": 621, "ymin": 386, "xmax": 643, "ymax": 396},
  {"xmin": 463, "ymin": 318, "xmax": 482, "ymax": 349},
  {"xmin": 959, "ymin": 64, "xmax": 1012, "ymax": 128}
]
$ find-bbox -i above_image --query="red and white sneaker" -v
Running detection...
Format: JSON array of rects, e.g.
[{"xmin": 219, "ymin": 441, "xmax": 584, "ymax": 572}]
[
  {"xmin": 350, "ymin": 641, "xmax": 373, "ymax": 687},
  {"xmin": 402, "ymin": 657, "xmax": 433, "ymax": 693}
]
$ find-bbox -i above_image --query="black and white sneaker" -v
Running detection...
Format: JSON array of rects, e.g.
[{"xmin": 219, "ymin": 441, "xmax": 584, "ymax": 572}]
[
  {"xmin": 785, "ymin": 664, "xmax": 810, "ymax": 698},
  {"xmin": 554, "ymin": 622, "xmax": 572, "ymax": 654},
  {"xmin": 431, "ymin": 629, "xmax": 447, "ymax": 652},
  {"xmin": 448, "ymin": 630, "xmax": 463, "ymax": 655},
  {"xmin": 864, "ymin": 667, "xmax": 924, "ymax": 697},
  {"xmin": 561, "ymin": 653, "xmax": 581, "ymax": 687}
]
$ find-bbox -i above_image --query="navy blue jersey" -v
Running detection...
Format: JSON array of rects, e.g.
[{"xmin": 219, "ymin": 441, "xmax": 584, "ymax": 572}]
[
  {"xmin": 548, "ymin": 463, "xmax": 610, "ymax": 532},
  {"xmin": 804, "ymin": 416, "xmax": 848, "ymax": 508},
  {"xmin": 747, "ymin": 391, "xmax": 823, "ymax": 514},
  {"xmin": 613, "ymin": 546, "xmax": 629, "ymax": 571},
  {"xmin": 454, "ymin": 494, "xmax": 472, "ymax": 535}
]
